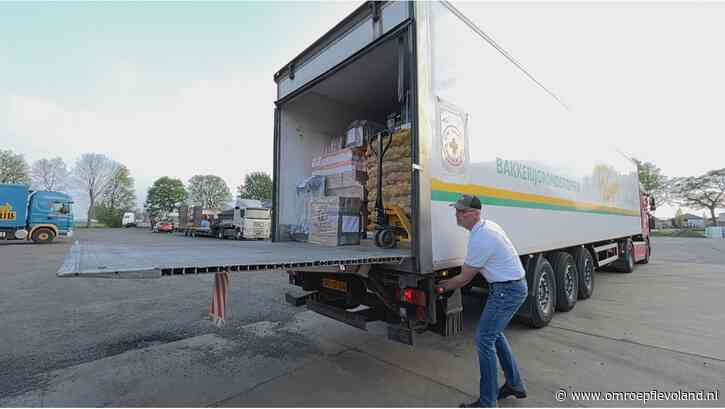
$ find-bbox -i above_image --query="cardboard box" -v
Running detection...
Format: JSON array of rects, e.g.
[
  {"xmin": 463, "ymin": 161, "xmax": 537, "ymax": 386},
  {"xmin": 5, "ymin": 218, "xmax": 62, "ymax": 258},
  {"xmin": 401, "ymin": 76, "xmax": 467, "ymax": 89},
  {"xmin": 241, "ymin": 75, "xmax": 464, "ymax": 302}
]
[
  {"xmin": 344, "ymin": 120, "xmax": 385, "ymax": 148},
  {"xmin": 326, "ymin": 184, "xmax": 365, "ymax": 199},
  {"xmin": 311, "ymin": 148, "xmax": 366, "ymax": 177},
  {"xmin": 325, "ymin": 171, "xmax": 367, "ymax": 190},
  {"xmin": 309, "ymin": 196, "xmax": 362, "ymax": 246}
]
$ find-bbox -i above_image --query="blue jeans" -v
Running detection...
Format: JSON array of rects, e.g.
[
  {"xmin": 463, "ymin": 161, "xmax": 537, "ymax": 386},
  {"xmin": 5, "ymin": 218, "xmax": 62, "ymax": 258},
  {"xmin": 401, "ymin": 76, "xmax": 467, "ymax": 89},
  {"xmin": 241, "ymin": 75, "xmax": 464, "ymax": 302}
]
[{"xmin": 475, "ymin": 279, "xmax": 528, "ymax": 407}]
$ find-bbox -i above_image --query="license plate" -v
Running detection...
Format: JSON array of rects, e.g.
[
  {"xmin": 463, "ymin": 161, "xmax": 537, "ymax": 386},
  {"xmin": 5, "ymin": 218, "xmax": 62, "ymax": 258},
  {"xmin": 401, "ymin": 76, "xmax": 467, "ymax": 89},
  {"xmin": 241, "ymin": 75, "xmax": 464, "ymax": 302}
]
[{"xmin": 322, "ymin": 278, "xmax": 347, "ymax": 292}]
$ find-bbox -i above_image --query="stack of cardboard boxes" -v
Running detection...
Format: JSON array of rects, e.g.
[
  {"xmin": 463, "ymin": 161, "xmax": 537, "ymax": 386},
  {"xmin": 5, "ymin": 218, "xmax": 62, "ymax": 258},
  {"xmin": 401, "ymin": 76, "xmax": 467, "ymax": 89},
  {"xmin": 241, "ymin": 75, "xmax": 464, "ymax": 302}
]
[
  {"xmin": 303, "ymin": 121, "xmax": 386, "ymax": 246},
  {"xmin": 308, "ymin": 146, "xmax": 367, "ymax": 246},
  {"xmin": 297, "ymin": 121, "xmax": 412, "ymax": 246}
]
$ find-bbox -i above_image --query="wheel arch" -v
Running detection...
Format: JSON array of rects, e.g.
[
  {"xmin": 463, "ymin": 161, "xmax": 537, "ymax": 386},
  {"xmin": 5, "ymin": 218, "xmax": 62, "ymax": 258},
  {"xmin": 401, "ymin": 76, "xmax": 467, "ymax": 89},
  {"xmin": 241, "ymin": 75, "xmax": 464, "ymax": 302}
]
[{"xmin": 29, "ymin": 224, "xmax": 59, "ymax": 238}]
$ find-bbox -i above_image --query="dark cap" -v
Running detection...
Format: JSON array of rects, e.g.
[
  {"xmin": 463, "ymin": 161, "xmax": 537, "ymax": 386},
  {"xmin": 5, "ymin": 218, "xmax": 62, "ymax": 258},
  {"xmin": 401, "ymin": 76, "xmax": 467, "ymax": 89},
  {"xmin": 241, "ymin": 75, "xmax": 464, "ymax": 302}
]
[{"xmin": 450, "ymin": 194, "xmax": 482, "ymax": 210}]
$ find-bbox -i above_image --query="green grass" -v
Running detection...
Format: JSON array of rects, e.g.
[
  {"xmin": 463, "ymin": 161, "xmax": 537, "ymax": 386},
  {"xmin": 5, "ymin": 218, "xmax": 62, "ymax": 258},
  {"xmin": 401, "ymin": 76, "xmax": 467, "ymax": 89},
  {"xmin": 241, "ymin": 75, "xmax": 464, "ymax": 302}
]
[{"xmin": 651, "ymin": 228, "xmax": 705, "ymax": 238}]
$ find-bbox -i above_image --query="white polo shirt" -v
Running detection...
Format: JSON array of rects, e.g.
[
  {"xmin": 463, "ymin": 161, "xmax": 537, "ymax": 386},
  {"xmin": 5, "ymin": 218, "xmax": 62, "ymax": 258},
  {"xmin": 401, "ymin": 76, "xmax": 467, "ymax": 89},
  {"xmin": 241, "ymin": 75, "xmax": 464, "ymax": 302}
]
[{"xmin": 464, "ymin": 220, "xmax": 525, "ymax": 283}]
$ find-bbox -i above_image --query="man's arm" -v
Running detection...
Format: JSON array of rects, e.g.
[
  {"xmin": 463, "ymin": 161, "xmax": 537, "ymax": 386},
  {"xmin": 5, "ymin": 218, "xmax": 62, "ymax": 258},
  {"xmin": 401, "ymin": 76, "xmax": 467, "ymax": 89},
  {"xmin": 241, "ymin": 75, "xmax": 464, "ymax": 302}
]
[{"xmin": 438, "ymin": 264, "xmax": 479, "ymax": 292}]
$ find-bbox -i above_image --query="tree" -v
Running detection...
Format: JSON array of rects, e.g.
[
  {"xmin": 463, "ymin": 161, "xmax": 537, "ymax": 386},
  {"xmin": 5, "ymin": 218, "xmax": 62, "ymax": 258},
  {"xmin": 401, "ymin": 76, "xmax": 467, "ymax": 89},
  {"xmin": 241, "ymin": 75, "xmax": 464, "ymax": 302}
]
[
  {"xmin": 95, "ymin": 165, "xmax": 136, "ymax": 227},
  {"xmin": 145, "ymin": 177, "xmax": 187, "ymax": 222},
  {"xmin": 101, "ymin": 165, "xmax": 136, "ymax": 211},
  {"xmin": 31, "ymin": 157, "xmax": 70, "ymax": 191},
  {"xmin": 188, "ymin": 175, "xmax": 232, "ymax": 210},
  {"xmin": 674, "ymin": 208, "xmax": 684, "ymax": 228},
  {"xmin": 0, "ymin": 149, "xmax": 31, "ymax": 185},
  {"xmin": 93, "ymin": 205, "xmax": 122, "ymax": 228},
  {"xmin": 669, "ymin": 168, "xmax": 725, "ymax": 227},
  {"xmin": 237, "ymin": 171, "xmax": 272, "ymax": 202},
  {"xmin": 72, "ymin": 153, "xmax": 119, "ymax": 228},
  {"xmin": 632, "ymin": 158, "xmax": 669, "ymax": 205}
]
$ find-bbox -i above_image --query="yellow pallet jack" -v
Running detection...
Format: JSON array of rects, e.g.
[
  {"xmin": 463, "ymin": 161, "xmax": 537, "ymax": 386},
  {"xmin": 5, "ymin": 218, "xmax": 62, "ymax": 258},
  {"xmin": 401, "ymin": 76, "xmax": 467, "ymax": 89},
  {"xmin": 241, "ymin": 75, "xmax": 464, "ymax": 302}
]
[{"xmin": 368, "ymin": 131, "xmax": 412, "ymax": 248}]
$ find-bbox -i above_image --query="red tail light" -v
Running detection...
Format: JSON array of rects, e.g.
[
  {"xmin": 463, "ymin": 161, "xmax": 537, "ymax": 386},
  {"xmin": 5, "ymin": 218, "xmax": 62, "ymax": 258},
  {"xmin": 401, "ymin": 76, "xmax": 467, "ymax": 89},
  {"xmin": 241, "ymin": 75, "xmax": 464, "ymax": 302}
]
[
  {"xmin": 403, "ymin": 288, "xmax": 414, "ymax": 303},
  {"xmin": 398, "ymin": 288, "xmax": 426, "ymax": 306}
]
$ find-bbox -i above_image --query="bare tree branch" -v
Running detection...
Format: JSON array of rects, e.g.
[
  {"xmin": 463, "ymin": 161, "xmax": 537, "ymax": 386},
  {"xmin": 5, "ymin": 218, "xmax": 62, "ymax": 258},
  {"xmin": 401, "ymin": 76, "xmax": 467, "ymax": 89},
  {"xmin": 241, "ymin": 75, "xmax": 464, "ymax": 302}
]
[
  {"xmin": 72, "ymin": 153, "xmax": 120, "ymax": 228},
  {"xmin": 31, "ymin": 157, "xmax": 70, "ymax": 191}
]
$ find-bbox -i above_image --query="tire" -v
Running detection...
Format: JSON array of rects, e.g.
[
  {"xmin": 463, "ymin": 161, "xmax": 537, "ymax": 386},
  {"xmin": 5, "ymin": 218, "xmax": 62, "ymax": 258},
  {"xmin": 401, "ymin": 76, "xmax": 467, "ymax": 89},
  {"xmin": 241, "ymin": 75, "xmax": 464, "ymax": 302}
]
[
  {"xmin": 620, "ymin": 239, "xmax": 635, "ymax": 273},
  {"xmin": 375, "ymin": 228, "xmax": 397, "ymax": 248},
  {"xmin": 520, "ymin": 257, "xmax": 556, "ymax": 328},
  {"xmin": 572, "ymin": 247, "xmax": 595, "ymax": 300},
  {"xmin": 548, "ymin": 251, "xmax": 578, "ymax": 312},
  {"xmin": 217, "ymin": 230, "xmax": 224, "ymax": 240},
  {"xmin": 31, "ymin": 228, "xmax": 55, "ymax": 243}
]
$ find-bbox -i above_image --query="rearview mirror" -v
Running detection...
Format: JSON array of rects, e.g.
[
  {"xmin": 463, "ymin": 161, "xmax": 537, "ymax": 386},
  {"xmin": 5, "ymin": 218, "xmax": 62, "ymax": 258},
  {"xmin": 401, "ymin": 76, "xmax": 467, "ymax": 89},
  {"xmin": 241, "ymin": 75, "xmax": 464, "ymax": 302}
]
[{"xmin": 649, "ymin": 197, "xmax": 656, "ymax": 211}]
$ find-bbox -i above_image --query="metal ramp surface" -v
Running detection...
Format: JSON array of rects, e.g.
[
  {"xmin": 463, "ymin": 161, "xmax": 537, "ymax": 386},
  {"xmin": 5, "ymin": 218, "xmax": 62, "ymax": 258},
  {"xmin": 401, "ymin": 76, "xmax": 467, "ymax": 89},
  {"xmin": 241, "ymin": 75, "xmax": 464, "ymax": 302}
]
[{"xmin": 57, "ymin": 240, "xmax": 411, "ymax": 279}]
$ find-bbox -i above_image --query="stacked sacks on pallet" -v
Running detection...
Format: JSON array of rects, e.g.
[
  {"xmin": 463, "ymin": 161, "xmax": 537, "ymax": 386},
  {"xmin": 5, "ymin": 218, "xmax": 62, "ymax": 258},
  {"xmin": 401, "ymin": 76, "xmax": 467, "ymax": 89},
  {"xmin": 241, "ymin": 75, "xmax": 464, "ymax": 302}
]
[{"xmin": 365, "ymin": 129, "xmax": 412, "ymax": 231}]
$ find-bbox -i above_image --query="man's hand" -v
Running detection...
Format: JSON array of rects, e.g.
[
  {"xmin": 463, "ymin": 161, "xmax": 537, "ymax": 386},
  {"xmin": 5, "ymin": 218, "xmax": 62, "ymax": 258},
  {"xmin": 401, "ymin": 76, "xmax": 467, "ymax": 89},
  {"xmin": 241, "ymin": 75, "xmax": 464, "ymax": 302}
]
[{"xmin": 437, "ymin": 265, "xmax": 479, "ymax": 292}]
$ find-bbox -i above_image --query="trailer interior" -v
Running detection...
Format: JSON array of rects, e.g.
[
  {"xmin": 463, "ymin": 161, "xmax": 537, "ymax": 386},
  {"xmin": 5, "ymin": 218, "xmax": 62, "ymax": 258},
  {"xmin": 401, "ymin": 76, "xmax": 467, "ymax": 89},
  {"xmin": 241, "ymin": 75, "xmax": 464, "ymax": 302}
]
[{"xmin": 276, "ymin": 33, "xmax": 414, "ymax": 261}]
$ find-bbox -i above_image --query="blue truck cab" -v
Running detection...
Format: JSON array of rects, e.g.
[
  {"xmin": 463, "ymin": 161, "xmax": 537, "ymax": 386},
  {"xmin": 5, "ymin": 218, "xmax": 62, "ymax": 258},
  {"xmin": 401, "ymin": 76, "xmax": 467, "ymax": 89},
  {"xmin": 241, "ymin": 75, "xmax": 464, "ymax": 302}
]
[{"xmin": 0, "ymin": 183, "xmax": 74, "ymax": 243}]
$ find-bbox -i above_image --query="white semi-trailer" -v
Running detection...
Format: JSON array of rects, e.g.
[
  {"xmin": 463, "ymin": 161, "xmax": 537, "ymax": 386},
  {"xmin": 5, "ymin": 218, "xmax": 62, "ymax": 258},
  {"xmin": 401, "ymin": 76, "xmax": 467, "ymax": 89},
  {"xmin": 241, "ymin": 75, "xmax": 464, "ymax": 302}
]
[{"xmin": 58, "ymin": 1, "xmax": 655, "ymax": 344}]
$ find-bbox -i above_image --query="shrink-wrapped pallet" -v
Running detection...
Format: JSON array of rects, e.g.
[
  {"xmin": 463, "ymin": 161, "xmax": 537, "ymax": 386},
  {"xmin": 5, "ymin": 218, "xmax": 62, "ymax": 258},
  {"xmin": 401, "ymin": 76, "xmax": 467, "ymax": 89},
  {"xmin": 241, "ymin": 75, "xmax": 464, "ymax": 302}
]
[{"xmin": 293, "ymin": 175, "xmax": 326, "ymax": 239}]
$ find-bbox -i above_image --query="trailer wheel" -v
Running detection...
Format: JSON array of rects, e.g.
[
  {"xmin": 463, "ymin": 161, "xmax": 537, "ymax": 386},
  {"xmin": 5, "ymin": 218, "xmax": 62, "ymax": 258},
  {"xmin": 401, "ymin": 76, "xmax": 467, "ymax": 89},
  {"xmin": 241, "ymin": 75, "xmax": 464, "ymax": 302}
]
[
  {"xmin": 32, "ymin": 228, "xmax": 55, "ymax": 243},
  {"xmin": 521, "ymin": 257, "xmax": 556, "ymax": 328},
  {"xmin": 572, "ymin": 247, "xmax": 595, "ymax": 300},
  {"xmin": 620, "ymin": 239, "xmax": 635, "ymax": 273},
  {"xmin": 548, "ymin": 252, "xmax": 577, "ymax": 312}
]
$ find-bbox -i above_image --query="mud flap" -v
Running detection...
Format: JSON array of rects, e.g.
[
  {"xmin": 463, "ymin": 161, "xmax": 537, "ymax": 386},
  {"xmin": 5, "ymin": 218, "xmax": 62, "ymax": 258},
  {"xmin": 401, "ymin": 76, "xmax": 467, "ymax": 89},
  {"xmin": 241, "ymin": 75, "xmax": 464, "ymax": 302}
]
[
  {"xmin": 515, "ymin": 255, "xmax": 541, "ymax": 323},
  {"xmin": 433, "ymin": 289, "xmax": 464, "ymax": 337}
]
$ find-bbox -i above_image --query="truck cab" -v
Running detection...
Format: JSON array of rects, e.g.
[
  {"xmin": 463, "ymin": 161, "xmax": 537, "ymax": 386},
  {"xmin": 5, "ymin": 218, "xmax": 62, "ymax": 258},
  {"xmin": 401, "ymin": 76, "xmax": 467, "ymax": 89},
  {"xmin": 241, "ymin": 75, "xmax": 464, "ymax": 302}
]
[
  {"xmin": 122, "ymin": 212, "xmax": 136, "ymax": 227},
  {"xmin": 0, "ymin": 183, "xmax": 74, "ymax": 243}
]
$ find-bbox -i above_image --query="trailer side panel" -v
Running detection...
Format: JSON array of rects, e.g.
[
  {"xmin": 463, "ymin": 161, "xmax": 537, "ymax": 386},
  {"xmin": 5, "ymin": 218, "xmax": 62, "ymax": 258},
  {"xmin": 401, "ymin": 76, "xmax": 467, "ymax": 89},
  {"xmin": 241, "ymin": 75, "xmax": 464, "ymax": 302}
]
[{"xmin": 418, "ymin": 2, "xmax": 641, "ymax": 269}]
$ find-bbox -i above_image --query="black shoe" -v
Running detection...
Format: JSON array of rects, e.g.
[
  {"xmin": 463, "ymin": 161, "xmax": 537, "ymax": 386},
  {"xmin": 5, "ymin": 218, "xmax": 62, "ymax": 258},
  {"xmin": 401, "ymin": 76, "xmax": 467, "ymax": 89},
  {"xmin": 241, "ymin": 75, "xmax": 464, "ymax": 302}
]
[
  {"xmin": 498, "ymin": 383, "xmax": 527, "ymax": 400},
  {"xmin": 459, "ymin": 399, "xmax": 480, "ymax": 408}
]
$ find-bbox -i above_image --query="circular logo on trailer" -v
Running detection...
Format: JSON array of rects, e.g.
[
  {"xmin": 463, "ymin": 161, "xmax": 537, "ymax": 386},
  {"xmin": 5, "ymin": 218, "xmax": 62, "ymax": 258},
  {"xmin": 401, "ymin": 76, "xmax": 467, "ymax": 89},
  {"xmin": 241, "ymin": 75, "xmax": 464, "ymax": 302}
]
[{"xmin": 441, "ymin": 124, "xmax": 464, "ymax": 168}]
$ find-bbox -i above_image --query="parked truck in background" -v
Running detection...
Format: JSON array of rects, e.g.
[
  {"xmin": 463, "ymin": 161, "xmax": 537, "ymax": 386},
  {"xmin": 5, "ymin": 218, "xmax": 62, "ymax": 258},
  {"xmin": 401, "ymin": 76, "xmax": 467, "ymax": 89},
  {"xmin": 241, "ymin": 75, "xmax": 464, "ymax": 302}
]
[
  {"xmin": 1, "ymin": 183, "xmax": 74, "ymax": 243},
  {"xmin": 177, "ymin": 205, "xmax": 221, "ymax": 238},
  {"xmin": 231, "ymin": 199, "xmax": 272, "ymax": 240},
  {"xmin": 58, "ymin": 1, "xmax": 654, "ymax": 345},
  {"xmin": 122, "ymin": 212, "xmax": 137, "ymax": 227},
  {"xmin": 177, "ymin": 202, "xmax": 271, "ymax": 240}
]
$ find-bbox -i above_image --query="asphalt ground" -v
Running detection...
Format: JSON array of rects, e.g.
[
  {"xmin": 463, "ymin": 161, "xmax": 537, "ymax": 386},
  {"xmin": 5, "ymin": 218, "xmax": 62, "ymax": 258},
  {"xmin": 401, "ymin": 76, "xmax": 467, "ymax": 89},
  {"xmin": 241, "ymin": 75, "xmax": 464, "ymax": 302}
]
[{"xmin": 0, "ymin": 229, "xmax": 723, "ymax": 407}]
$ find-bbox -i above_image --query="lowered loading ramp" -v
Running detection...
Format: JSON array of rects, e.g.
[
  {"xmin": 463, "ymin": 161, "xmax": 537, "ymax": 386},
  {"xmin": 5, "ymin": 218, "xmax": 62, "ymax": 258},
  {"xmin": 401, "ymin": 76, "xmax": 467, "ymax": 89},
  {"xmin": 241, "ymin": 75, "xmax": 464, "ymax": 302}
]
[{"xmin": 57, "ymin": 240, "xmax": 410, "ymax": 279}]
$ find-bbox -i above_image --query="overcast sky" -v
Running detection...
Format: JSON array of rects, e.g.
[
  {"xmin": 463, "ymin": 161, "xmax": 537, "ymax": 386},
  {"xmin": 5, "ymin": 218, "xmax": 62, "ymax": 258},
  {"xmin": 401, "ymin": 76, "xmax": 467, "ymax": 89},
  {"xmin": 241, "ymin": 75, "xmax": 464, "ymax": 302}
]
[{"xmin": 1, "ymin": 1, "xmax": 723, "ymax": 219}]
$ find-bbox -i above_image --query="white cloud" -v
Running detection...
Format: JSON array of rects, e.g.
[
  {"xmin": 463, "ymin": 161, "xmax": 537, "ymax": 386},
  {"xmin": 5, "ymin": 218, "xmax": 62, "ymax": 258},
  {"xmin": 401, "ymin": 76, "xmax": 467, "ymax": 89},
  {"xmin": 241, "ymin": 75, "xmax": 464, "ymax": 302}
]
[{"xmin": 2, "ymin": 63, "xmax": 277, "ymax": 214}]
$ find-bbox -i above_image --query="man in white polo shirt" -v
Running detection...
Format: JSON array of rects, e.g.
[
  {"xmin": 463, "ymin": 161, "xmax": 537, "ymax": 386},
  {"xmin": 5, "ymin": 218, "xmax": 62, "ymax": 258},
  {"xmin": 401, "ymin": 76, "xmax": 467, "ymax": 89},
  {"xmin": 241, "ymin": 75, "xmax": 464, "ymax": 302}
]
[{"xmin": 438, "ymin": 195, "xmax": 528, "ymax": 408}]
